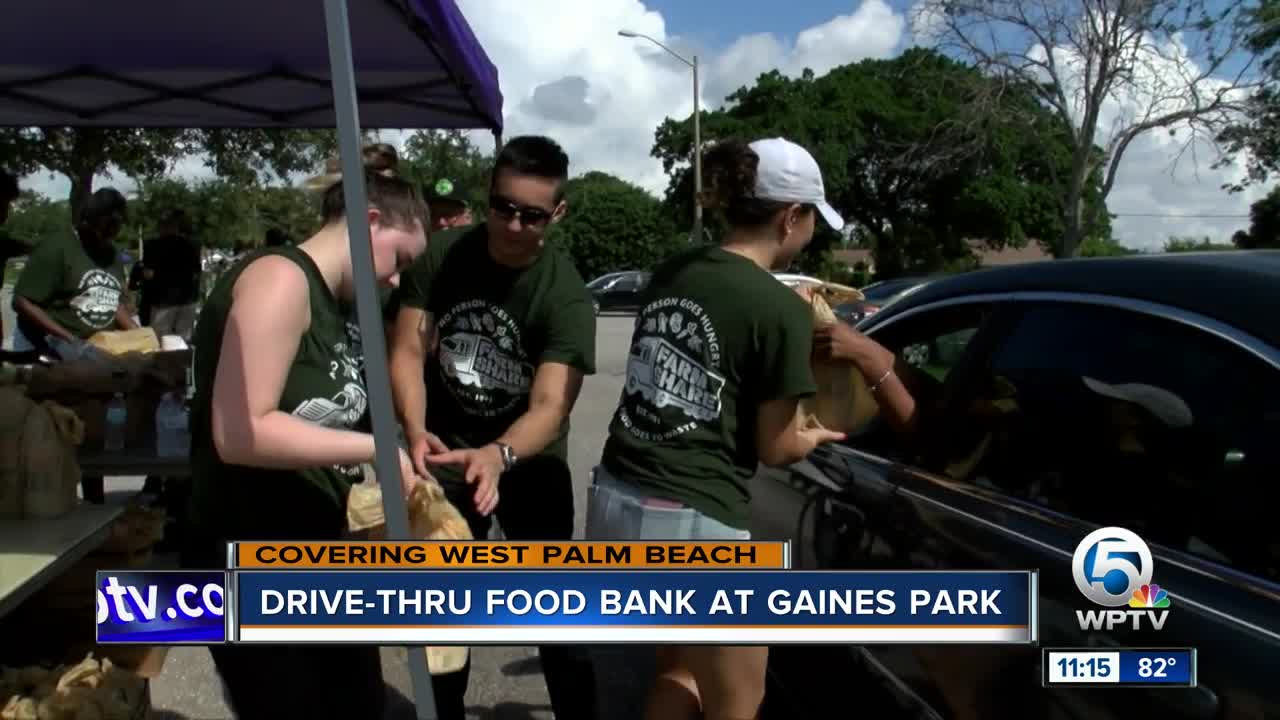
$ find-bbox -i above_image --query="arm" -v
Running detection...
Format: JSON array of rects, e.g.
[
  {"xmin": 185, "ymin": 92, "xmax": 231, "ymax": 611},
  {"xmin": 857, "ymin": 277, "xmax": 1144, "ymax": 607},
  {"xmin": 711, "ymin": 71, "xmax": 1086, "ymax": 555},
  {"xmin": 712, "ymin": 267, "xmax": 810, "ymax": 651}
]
[
  {"xmin": 115, "ymin": 304, "xmax": 138, "ymax": 330},
  {"xmin": 12, "ymin": 295, "xmax": 76, "ymax": 343},
  {"xmin": 13, "ymin": 240, "xmax": 75, "ymax": 342},
  {"xmin": 756, "ymin": 396, "xmax": 842, "ymax": 467},
  {"xmin": 390, "ymin": 304, "xmax": 431, "ymax": 438},
  {"xmin": 210, "ymin": 255, "xmax": 377, "ymax": 469},
  {"xmin": 496, "ymin": 362, "xmax": 584, "ymax": 460},
  {"xmin": 815, "ymin": 323, "xmax": 917, "ymax": 433}
]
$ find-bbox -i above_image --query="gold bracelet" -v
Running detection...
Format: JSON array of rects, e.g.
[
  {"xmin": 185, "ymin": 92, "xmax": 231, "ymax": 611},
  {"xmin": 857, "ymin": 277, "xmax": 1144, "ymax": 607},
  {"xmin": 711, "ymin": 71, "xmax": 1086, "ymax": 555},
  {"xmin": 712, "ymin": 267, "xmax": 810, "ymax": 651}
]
[{"xmin": 867, "ymin": 366, "xmax": 894, "ymax": 393}]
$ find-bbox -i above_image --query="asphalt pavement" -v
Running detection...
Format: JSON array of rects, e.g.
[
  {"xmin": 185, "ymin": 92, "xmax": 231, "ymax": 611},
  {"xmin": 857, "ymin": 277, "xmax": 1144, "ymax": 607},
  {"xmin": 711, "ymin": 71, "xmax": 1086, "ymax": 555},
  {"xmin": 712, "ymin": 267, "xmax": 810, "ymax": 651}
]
[{"xmin": 139, "ymin": 313, "xmax": 649, "ymax": 720}]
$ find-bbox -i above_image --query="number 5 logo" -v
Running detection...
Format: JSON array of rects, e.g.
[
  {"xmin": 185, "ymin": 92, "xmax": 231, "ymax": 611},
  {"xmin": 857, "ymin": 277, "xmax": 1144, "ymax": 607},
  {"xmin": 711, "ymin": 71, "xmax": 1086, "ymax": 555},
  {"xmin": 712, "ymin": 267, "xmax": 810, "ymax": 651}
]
[{"xmin": 1072, "ymin": 527, "xmax": 1153, "ymax": 607}]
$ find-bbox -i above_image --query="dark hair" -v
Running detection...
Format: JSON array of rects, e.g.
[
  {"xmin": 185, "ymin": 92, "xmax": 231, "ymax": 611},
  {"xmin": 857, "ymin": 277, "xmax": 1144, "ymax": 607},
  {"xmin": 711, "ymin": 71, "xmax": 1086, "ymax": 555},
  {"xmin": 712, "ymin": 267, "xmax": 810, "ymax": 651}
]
[
  {"xmin": 701, "ymin": 138, "xmax": 812, "ymax": 228},
  {"xmin": 265, "ymin": 227, "xmax": 290, "ymax": 247},
  {"xmin": 322, "ymin": 170, "xmax": 428, "ymax": 230},
  {"xmin": 0, "ymin": 170, "xmax": 17, "ymax": 201},
  {"xmin": 492, "ymin": 135, "xmax": 569, "ymax": 199},
  {"xmin": 362, "ymin": 143, "xmax": 399, "ymax": 176},
  {"xmin": 81, "ymin": 187, "xmax": 128, "ymax": 226},
  {"xmin": 160, "ymin": 208, "xmax": 190, "ymax": 235}
]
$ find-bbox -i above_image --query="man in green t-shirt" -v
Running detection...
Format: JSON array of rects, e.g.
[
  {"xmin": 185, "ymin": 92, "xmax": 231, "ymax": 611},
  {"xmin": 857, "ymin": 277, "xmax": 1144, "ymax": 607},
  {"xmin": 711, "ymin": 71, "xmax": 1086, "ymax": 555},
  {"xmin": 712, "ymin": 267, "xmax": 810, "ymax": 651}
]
[
  {"xmin": 389, "ymin": 135, "xmax": 597, "ymax": 720},
  {"xmin": 12, "ymin": 188, "xmax": 136, "ymax": 357}
]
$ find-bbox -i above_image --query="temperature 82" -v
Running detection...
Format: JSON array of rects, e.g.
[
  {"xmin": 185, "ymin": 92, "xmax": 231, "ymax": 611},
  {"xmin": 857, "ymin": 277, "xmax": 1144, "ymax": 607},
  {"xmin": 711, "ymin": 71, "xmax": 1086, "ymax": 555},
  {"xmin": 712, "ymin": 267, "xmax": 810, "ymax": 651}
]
[{"xmin": 1138, "ymin": 656, "xmax": 1177, "ymax": 678}]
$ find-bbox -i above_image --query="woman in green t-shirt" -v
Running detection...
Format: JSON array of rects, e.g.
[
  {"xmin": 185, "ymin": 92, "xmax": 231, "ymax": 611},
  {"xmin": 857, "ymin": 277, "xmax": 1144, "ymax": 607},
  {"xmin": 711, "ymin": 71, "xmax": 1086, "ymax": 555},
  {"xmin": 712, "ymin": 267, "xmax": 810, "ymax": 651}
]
[
  {"xmin": 590, "ymin": 137, "xmax": 913, "ymax": 720},
  {"xmin": 181, "ymin": 171, "xmax": 428, "ymax": 718}
]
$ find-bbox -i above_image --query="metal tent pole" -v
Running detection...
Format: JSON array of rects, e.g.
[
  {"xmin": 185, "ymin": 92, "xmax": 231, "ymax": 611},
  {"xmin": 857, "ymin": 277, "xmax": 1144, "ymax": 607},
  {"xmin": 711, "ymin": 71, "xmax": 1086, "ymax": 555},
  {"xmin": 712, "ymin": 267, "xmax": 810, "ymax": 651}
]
[{"xmin": 321, "ymin": 0, "xmax": 438, "ymax": 717}]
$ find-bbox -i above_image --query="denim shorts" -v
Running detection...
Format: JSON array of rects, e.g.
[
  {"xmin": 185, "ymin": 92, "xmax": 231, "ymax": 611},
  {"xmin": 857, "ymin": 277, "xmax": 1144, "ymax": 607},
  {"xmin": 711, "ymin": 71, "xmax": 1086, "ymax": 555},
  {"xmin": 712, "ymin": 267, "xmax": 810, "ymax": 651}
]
[{"xmin": 585, "ymin": 465, "xmax": 750, "ymax": 541}]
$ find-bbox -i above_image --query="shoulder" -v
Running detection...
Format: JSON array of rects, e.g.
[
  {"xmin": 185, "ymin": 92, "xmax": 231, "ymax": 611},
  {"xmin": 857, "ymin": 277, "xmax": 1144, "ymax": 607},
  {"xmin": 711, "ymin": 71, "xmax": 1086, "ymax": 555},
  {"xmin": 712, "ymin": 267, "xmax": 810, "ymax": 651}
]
[{"xmin": 232, "ymin": 251, "xmax": 310, "ymax": 304}]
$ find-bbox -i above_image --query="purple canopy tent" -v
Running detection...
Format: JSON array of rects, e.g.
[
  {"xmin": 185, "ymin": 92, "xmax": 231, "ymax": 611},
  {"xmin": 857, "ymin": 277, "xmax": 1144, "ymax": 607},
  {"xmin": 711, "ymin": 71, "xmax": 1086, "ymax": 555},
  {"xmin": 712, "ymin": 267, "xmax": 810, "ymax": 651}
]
[{"xmin": 1, "ymin": 2, "xmax": 504, "ymax": 717}]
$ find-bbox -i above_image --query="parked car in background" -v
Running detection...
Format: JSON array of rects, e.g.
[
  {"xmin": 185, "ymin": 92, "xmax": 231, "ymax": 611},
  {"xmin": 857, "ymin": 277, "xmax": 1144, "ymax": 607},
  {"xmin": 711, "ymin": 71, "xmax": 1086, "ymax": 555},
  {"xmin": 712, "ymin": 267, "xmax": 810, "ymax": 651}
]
[
  {"xmin": 832, "ymin": 275, "xmax": 931, "ymax": 325},
  {"xmin": 772, "ymin": 272, "xmax": 824, "ymax": 290},
  {"xmin": 588, "ymin": 270, "xmax": 649, "ymax": 315},
  {"xmin": 756, "ymin": 251, "xmax": 1280, "ymax": 720}
]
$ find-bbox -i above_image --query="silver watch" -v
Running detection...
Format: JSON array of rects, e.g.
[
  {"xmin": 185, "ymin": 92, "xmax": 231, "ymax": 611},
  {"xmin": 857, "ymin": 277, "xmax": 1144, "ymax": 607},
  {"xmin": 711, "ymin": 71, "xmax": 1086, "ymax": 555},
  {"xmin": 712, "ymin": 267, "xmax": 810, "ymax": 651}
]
[{"xmin": 495, "ymin": 442, "xmax": 517, "ymax": 471}]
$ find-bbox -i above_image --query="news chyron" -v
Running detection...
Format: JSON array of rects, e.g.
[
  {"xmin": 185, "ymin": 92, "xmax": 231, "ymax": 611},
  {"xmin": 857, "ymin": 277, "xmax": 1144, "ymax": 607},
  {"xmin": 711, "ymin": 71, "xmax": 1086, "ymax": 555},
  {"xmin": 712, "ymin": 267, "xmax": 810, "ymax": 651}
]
[
  {"xmin": 1042, "ymin": 526, "xmax": 1197, "ymax": 688},
  {"xmin": 96, "ymin": 570, "xmax": 227, "ymax": 644}
]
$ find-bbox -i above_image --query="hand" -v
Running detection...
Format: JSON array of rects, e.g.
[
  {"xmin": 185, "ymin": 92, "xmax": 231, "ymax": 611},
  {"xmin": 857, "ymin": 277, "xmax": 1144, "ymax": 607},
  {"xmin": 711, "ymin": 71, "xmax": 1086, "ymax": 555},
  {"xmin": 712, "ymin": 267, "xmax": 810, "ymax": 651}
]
[
  {"xmin": 397, "ymin": 447, "xmax": 423, "ymax": 499},
  {"xmin": 424, "ymin": 444, "xmax": 504, "ymax": 516},
  {"xmin": 812, "ymin": 321, "xmax": 864, "ymax": 363},
  {"xmin": 799, "ymin": 426, "xmax": 846, "ymax": 454},
  {"xmin": 406, "ymin": 429, "xmax": 449, "ymax": 478}
]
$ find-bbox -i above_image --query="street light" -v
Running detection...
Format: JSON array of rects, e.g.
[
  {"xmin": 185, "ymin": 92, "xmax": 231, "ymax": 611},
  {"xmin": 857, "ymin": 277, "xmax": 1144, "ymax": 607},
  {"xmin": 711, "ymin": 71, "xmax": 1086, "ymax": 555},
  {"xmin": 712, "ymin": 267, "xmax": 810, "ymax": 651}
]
[{"xmin": 619, "ymin": 29, "xmax": 702, "ymax": 243}]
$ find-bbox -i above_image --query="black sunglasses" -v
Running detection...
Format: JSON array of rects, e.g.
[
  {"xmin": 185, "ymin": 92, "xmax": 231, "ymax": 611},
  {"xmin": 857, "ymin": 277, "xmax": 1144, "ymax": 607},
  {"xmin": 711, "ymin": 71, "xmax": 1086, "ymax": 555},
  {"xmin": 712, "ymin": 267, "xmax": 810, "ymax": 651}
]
[{"xmin": 489, "ymin": 195, "xmax": 555, "ymax": 228}]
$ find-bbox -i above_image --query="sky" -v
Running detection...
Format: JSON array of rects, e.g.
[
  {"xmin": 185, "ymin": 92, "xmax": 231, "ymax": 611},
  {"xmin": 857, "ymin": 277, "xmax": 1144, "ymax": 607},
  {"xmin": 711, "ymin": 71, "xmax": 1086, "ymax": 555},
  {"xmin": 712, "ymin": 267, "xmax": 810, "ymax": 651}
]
[{"xmin": 21, "ymin": 0, "xmax": 1271, "ymax": 251}]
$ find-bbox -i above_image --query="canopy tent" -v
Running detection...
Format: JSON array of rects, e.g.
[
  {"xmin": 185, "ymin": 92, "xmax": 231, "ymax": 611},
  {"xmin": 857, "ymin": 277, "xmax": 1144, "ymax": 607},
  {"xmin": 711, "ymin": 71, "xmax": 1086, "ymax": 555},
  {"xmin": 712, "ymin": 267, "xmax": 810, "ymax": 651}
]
[
  {"xmin": 1, "ymin": 2, "xmax": 505, "ymax": 718},
  {"xmin": 0, "ymin": 0, "xmax": 502, "ymax": 130}
]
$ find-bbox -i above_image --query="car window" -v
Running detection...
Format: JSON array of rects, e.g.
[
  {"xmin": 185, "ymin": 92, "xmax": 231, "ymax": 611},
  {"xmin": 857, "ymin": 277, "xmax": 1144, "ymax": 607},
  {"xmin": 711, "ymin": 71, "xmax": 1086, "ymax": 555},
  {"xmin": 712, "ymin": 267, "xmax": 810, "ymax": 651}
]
[
  {"xmin": 612, "ymin": 275, "xmax": 641, "ymax": 292},
  {"xmin": 845, "ymin": 303, "xmax": 993, "ymax": 456},
  {"xmin": 587, "ymin": 274, "xmax": 619, "ymax": 290},
  {"xmin": 925, "ymin": 302, "xmax": 1280, "ymax": 581}
]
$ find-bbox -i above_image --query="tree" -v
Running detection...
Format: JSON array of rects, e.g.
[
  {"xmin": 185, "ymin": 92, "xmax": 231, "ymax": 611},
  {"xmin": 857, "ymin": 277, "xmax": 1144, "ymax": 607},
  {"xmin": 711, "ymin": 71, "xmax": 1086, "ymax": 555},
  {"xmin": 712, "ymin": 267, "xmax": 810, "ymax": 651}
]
[
  {"xmin": 915, "ymin": 0, "xmax": 1260, "ymax": 257},
  {"xmin": 1220, "ymin": 0, "xmax": 1280, "ymax": 189},
  {"xmin": 2, "ymin": 192, "xmax": 72, "ymax": 246},
  {"xmin": 0, "ymin": 127, "xmax": 335, "ymax": 221},
  {"xmin": 1079, "ymin": 236, "xmax": 1139, "ymax": 256},
  {"xmin": 552, "ymin": 171, "xmax": 680, "ymax": 281},
  {"xmin": 1164, "ymin": 235, "xmax": 1235, "ymax": 251},
  {"xmin": 1232, "ymin": 185, "xmax": 1280, "ymax": 247},
  {"xmin": 124, "ymin": 178, "xmax": 322, "ymax": 252},
  {"xmin": 652, "ymin": 49, "xmax": 1107, "ymax": 276},
  {"xmin": 398, "ymin": 130, "xmax": 493, "ymax": 213}
]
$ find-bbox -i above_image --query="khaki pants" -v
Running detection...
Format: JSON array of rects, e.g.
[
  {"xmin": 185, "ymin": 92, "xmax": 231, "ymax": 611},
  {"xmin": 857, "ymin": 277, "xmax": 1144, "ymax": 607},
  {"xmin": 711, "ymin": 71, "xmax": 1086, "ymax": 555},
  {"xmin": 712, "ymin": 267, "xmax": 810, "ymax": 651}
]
[{"xmin": 150, "ymin": 303, "xmax": 197, "ymax": 342}]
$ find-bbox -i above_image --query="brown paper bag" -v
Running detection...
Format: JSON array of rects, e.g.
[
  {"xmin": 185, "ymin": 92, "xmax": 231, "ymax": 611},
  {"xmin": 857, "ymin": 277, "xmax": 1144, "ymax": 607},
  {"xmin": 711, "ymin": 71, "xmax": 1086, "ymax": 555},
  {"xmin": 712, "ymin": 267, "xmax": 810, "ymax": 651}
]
[
  {"xmin": 797, "ymin": 291, "xmax": 880, "ymax": 435},
  {"xmin": 347, "ymin": 466, "xmax": 472, "ymax": 674}
]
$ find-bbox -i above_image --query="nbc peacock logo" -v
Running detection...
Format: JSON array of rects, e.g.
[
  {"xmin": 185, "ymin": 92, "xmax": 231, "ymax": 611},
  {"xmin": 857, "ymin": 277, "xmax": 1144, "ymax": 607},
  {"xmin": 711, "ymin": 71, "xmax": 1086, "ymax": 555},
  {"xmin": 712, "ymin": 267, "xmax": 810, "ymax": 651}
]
[
  {"xmin": 1072, "ymin": 527, "xmax": 1171, "ymax": 632},
  {"xmin": 1129, "ymin": 584, "xmax": 1171, "ymax": 609}
]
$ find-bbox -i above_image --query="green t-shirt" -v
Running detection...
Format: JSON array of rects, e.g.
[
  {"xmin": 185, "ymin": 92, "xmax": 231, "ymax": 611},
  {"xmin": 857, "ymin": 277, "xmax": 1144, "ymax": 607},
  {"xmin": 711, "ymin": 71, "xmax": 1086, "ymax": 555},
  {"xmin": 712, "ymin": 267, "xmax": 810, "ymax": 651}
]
[
  {"xmin": 396, "ymin": 224, "xmax": 596, "ymax": 481},
  {"xmin": 13, "ymin": 230, "xmax": 126, "ymax": 340},
  {"xmin": 186, "ymin": 246, "xmax": 369, "ymax": 543},
  {"xmin": 601, "ymin": 246, "xmax": 817, "ymax": 529}
]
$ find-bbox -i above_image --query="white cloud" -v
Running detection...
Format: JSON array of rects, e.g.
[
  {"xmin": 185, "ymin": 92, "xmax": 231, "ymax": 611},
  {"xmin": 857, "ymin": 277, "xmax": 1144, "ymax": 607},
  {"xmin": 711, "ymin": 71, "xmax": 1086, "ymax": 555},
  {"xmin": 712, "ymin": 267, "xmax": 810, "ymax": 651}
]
[{"xmin": 18, "ymin": 0, "xmax": 1257, "ymax": 249}]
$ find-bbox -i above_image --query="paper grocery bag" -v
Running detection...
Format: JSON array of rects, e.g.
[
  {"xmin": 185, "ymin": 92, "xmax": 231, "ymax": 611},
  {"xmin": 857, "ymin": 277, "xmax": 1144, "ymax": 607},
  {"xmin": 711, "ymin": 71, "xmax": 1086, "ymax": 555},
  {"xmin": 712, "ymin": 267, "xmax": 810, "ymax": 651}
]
[
  {"xmin": 346, "ymin": 466, "xmax": 472, "ymax": 675},
  {"xmin": 797, "ymin": 289, "xmax": 880, "ymax": 435}
]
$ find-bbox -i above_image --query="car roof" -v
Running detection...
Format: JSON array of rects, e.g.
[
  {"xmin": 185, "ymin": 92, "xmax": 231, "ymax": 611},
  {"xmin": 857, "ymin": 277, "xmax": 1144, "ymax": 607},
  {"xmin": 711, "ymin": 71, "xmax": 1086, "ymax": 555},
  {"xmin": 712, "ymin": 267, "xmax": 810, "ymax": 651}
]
[{"xmin": 875, "ymin": 251, "xmax": 1280, "ymax": 349}]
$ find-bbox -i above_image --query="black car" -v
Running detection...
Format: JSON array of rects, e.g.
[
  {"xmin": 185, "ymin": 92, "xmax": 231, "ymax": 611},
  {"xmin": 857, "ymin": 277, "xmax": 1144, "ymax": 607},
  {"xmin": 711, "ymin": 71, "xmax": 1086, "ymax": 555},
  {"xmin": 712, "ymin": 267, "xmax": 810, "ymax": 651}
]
[
  {"xmin": 833, "ymin": 275, "xmax": 931, "ymax": 325},
  {"xmin": 755, "ymin": 251, "xmax": 1280, "ymax": 719},
  {"xmin": 588, "ymin": 271, "xmax": 649, "ymax": 315}
]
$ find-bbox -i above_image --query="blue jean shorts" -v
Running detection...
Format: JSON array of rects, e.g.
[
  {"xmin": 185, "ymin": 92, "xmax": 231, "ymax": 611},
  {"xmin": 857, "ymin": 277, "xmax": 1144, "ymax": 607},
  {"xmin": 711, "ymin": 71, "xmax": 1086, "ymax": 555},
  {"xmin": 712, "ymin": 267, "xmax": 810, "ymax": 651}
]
[{"xmin": 585, "ymin": 465, "xmax": 750, "ymax": 541}]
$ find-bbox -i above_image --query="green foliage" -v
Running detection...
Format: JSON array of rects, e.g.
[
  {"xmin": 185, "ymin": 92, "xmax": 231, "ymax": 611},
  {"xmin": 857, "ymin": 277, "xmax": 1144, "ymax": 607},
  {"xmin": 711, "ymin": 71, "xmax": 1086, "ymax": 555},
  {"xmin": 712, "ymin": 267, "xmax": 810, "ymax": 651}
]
[
  {"xmin": 123, "ymin": 179, "xmax": 321, "ymax": 252},
  {"xmin": 651, "ymin": 49, "xmax": 1108, "ymax": 277},
  {"xmin": 551, "ymin": 171, "xmax": 680, "ymax": 281},
  {"xmin": 0, "ymin": 127, "xmax": 335, "ymax": 220},
  {"xmin": 1079, "ymin": 236, "xmax": 1140, "ymax": 257},
  {"xmin": 2, "ymin": 192, "xmax": 72, "ymax": 246},
  {"xmin": 1233, "ymin": 185, "xmax": 1280, "ymax": 248},
  {"xmin": 1164, "ymin": 236, "xmax": 1236, "ymax": 252},
  {"xmin": 1218, "ymin": 0, "xmax": 1280, "ymax": 190},
  {"xmin": 398, "ymin": 130, "xmax": 493, "ymax": 213}
]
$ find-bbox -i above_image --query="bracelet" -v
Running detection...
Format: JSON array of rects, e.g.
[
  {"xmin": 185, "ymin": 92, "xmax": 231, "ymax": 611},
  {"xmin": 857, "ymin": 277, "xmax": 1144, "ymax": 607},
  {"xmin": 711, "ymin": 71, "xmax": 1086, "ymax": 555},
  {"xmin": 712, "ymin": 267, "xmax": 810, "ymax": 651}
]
[{"xmin": 867, "ymin": 366, "xmax": 894, "ymax": 394}]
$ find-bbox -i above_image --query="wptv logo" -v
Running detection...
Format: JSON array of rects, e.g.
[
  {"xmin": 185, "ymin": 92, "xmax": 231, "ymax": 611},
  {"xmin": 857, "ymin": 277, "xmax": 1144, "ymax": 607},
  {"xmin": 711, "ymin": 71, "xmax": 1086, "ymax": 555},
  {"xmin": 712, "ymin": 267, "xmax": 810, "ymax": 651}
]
[{"xmin": 1072, "ymin": 527, "xmax": 1172, "ymax": 632}]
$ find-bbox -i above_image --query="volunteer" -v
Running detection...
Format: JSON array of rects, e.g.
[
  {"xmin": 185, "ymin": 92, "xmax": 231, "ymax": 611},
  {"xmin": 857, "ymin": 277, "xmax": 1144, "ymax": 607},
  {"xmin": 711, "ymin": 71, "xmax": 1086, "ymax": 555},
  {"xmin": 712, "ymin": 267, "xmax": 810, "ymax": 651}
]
[
  {"xmin": 134, "ymin": 209, "xmax": 202, "ymax": 341},
  {"xmin": 181, "ymin": 171, "xmax": 428, "ymax": 718},
  {"xmin": 425, "ymin": 177, "xmax": 474, "ymax": 230},
  {"xmin": 389, "ymin": 135, "xmax": 598, "ymax": 720},
  {"xmin": 0, "ymin": 169, "xmax": 30, "ymax": 344},
  {"xmin": 11, "ymin": 188, "xmax": 136, "ymax": 357},
  {"xmin": 588, "ymin": 137, "xmax": 849, "ymax": 720}
]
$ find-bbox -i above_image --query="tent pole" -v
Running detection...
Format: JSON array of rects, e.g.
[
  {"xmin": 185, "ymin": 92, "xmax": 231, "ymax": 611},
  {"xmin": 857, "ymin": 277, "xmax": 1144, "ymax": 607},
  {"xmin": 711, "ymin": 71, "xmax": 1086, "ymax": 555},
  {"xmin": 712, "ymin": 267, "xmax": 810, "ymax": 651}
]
[{"xmin": 322, "ymin": 0, "xmax": 439, "ymax": 718}]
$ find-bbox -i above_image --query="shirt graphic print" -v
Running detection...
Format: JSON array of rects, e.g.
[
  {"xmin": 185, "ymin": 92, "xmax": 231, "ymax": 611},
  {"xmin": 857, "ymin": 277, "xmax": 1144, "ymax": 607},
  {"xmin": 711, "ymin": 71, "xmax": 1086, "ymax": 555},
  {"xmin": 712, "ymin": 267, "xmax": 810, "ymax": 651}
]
[
  {"xmin": 70, "ymin": 268, "xmax": 123, "ymax": 329},
  {"xmin": 291, "ymin": 319, "xmax": 368, "ymax": 478},
  {"xmin": 618, "ymin": 296, "xmax": 727, "ymax": 442},
  {"xmin": 436, "ymin": 299, "xmax": 534, "ymax": 418}
]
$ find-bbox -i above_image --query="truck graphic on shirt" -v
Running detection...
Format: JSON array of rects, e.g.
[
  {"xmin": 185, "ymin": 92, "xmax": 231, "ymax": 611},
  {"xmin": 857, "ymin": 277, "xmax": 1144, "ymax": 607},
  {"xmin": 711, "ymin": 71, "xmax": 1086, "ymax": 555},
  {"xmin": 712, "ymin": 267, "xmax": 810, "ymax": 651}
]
[
  {"xmin": 439, "ymin": 331, "xmax": 530, "ymax": 396},
  {"xmin": 625, "ymin": 336, "xmax": 725, "ymax": 422}
]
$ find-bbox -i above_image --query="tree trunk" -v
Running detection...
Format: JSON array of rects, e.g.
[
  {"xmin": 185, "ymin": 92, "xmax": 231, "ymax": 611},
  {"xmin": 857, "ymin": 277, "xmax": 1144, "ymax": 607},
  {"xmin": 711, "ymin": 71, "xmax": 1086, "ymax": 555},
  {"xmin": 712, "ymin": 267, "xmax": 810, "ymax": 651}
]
[
  {"xmin": 1059, "ymin": 149, "xmax": 1091, "ymax": 258},
  {"xmin": 68, "ymin": 166, "xmax": 96, "ymax": 225}
]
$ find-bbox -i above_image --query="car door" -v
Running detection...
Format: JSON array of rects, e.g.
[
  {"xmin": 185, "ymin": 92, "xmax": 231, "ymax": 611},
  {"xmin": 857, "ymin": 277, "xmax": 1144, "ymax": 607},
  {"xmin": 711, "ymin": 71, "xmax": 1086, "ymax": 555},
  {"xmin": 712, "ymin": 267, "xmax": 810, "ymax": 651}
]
[
  {"xmin": 597, "ymin": 273, "xmax": 641, "ymax": 313},
  {"xmin": 755, "ymin": 298, "xmax": 1011, "ymax": 718},
  {"xmin": 843, "ymin": 297, "xmax": 1280, "ymax": 720}
]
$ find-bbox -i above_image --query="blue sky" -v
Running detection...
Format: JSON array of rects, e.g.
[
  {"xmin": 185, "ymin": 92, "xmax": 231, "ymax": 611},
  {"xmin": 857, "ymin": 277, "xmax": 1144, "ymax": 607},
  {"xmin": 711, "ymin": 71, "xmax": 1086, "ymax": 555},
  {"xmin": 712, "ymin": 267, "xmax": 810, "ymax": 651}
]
[{"xmin": 649, "ymin": 0, "xmax": 911, "ymax": 52}]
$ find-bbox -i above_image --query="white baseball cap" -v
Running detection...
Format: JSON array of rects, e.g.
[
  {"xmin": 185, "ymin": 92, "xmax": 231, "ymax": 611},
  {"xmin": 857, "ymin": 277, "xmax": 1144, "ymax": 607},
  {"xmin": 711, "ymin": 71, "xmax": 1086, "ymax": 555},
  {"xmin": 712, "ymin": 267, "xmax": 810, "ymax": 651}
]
[{"xmin": 749, "ymin": 137, "xmax": 845, "ymax": 231}]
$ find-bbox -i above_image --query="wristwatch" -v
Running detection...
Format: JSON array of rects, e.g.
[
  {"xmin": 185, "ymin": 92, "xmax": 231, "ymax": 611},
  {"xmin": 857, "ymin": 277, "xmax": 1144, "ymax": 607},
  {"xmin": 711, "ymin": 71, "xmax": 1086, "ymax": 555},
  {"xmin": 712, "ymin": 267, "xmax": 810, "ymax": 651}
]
[{"xmin": 494, "ymin": 442, "xmax": 517, "ymax": 472}]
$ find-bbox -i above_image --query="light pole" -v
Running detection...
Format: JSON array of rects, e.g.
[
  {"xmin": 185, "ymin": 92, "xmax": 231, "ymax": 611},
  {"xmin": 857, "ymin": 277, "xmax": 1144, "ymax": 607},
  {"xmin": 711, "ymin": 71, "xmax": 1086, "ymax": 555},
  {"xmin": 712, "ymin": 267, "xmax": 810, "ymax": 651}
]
[{"xmin": 619, "ymin": 29, "xmax": 701, "ymax": 243}]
